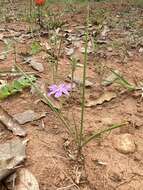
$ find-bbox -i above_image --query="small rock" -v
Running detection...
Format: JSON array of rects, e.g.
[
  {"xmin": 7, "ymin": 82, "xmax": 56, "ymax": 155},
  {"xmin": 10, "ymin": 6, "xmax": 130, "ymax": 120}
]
[
  {"xmin": 134, "ymin": 152, "xmax": 142, "ymax": 161},
  {"xmin": 107, "ymin": 47, "xmax": 113, "ymax": 52},
  {"xmin": 101, "ymin": 117, "xmax": 113, "ymax": 126},
  {"xmin": 59, "ymin": 172, "xmax": 65, "ymax": 181},
  {"xmin": 127, "ymin": 51, "xmax": 134, "ymax": 57},
  {"xmin": 97, "ymin": 39, "xmax": 108, "ymax": 44},
  {"xmin": 139, "ymin": 48, "xmax": 143, "ymax": 53},
  {"xmin": 113, "ymin": 134, "xmax": 136, "ymax": 154},
  {"xmin": 65, "ymin": 47, "xmax": 74, "ymax": 56},
  {"xmin": 101, "ymin": 25, "xmax": 110, "ymax": 37},
  {"xmin": 80, "ymin": 46, "xmax": 93, "ymax": 54},
  {"xmin": 0, "ymin": 55, "xmax": 6, "ymax": 61}
]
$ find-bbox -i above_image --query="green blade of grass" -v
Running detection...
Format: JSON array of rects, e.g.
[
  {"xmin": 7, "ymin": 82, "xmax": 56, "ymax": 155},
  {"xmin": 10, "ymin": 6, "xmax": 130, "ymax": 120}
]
[
  {"xmin": 81, "ymin": 123, "xmax": 127, "ymax": 148},
  {"xmin": 111, "ymin": 69, "xmax": 135, "ymax": 90}
]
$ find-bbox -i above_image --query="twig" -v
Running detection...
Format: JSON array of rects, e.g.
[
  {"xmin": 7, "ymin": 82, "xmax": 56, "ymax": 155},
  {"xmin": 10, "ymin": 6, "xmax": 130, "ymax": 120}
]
[
  {"xmin": 0, "ymin": 71, "xmax": 37, "ymax": 77},
  {"xmin": 56, "ymin": 184, "xmax": 77, "ymax": 190}
]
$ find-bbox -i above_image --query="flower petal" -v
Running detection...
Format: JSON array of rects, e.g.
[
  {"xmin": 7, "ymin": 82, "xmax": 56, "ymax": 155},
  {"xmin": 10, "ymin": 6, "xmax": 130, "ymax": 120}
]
[
  {"xmin": 48, "ymin": 91, "xmax": 55, "ymax": 96},
  {"xmin": 66, "ymin": 84, "xmax": 72, "ymax": 91},
  {"xmin": 54, "ymin": 91, "xmax": 62, "ymax": 98},
  {"xmin": 49, "ymin": 84, "xmax": 58, "ymax": 91},
  {"xmin": 62, "ymin": 88, "xmax": 69, "ymax": 95}
]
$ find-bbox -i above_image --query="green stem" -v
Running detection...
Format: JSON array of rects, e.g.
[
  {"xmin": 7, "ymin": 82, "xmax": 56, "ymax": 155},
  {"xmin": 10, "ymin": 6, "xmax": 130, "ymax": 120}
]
[
  {"xmin": 55, "ymin": 36, "xmax": 63, "ymax": 75},
  {"xmin": 37, "ymin": 6, "xmax": 42, "ymax": 27},
  {"xmin": 111, "ymin": 69, "xmax": 135, "ymax": 90},
  {"xmin": 78, "ymin": 5, "xmax": 89, "ymax": 152},
  {"xmin": 81, "ymin": 123, "xmax": 127, "ymax": 148},
  {"xmin": 30, "ymin": 0, "xmax": 32, "ymax": 18},
  {"xmin": 71, "ymin": 111, "xmax": 79, "ymax": 145}
]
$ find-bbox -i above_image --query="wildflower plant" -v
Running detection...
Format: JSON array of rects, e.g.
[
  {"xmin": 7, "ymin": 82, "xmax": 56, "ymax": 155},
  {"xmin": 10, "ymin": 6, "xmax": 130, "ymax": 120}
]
[{"xmin": 16, "ymin": 3, "xmax": 126, "ymax": 158}]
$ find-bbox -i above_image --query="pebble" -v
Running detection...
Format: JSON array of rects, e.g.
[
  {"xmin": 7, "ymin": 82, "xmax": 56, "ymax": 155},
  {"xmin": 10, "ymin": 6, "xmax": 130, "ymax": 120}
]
[
  {"xmin": 139, "ymin": 47, "xmax": 143, "ymax": 53},
  {"xmin": 0, "ymin": 55, "xmax": 6, "ymax": 61},
  {"xmin": 113, "ymin": 133, "xmax": 136, "ymax": 154}
]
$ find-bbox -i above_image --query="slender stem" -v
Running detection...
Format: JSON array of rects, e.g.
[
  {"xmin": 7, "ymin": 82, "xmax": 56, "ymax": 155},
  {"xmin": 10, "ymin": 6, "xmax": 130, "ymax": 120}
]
[
  {"xmin": 78, "ymin": 5, "xmax": 89, "ymax": 151},
  {"xmin": 0, "ymin": 49, "xmax": 13, "ymax": 55},
  {"xmin": 30, "ymin": 0, "xmax": 32, "ymax": 18},
  {"xmin": 52, "ymin": 61, "xmax": 56, "ymax": 83},
  {"xmin": 71, "ymin": 58, "xmax": 76, "ymax": 90},
  {"xmin": 0, "ymin": 71, "xmax": 36, "ymax": 77},
  {"xmin": 13, "ymin": 43, "xmax": 17, "ymax": 64},
  {"xmin": 71, "ymin": 110, "xmax": 79, "ymax": 145},
  {"xmin": 55, "ymin": 35, "xmax": 63, "ymax": 74},
  {"xmin": 81, "ymin": 123, "xmax": 127, "ymax": 148},
  {"xmin": 37, "ymin": 6, "xmax": 42, "ymax": 27}
]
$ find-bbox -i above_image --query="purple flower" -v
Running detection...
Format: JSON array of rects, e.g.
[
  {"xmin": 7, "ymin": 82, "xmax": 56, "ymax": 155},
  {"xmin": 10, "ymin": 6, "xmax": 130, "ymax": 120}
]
[{"xmin": 48, "ymin": 83, "xmax": 71, "ymax": 98}]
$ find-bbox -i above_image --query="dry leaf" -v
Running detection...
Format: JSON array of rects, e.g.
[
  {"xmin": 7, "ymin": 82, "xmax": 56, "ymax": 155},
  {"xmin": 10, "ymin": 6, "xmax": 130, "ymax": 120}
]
[
  {"xmin": 0, "ymin": 139, "xmax": 26, "ymax": 181},
  {"xmin": 23, "ymin": 57, "xmax": 44, "ymax": 72},
  {"xmin": 85, "ymin": 92, "xmax": 117, "ymax": 107},
  {"xmin": 0, "ymin": 106, "xmax": 26, "ymax": 137},
  {"xmin": 102, "ymin": 70, "xmax": 120, "ymax": 86},
  {"xmin": 68, "ymin": 68, "xmax": 93, "ymax": 87},
  {"xmin": 30, "ymin": 58, "xmax": 44, "ymax": 72},
  {"xmin": 13, "ymin": 110, "xmax": 47, "ymax": 125}
]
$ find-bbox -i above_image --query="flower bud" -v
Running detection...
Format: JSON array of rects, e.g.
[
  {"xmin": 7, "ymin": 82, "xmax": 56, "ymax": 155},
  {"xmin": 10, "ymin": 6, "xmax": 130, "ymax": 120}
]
[{"xmin": 35, "ymin": 0, "xmax": 45, "ymax": 6}]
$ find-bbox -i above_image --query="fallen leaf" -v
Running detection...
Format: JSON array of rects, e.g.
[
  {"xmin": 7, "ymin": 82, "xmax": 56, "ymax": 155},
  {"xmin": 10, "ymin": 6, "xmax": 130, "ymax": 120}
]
[
  {"xmin": 13, "ymin": 110, "xmax": 46, "ymax": 124},
  {"xmin": 85, "ymin": 92, "xmax": 117, "ymax": 107},
  {"xmin": 30, "ymin": 58, "xmax": 44, "ymax": 72},
  {"xmin": 23, "ymin": 57, "xmax": 44, "ymax": 72},
  {"xmin": 0, "ymin": 139, "xmax": 26, "ymax": 181},
  {"xmin": 0, "ymin": 106, "xmax": 26, "ymax": 137},
  {"xmin": 68, "ymin": 68, "xmax": 93, "ymax": 87}
]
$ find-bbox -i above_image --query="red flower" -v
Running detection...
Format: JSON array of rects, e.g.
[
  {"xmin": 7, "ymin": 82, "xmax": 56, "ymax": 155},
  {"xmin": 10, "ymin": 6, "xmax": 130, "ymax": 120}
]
[{"xmin": 35, "ymin": 0, "xmax": 45, "ymax": 6}]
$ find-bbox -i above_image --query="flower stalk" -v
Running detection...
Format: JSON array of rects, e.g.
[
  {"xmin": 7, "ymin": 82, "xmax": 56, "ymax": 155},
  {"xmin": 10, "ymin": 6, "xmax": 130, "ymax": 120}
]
[{"xmin": 78, "ymin": 5, "xmax": 89, "ymax": 154}]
